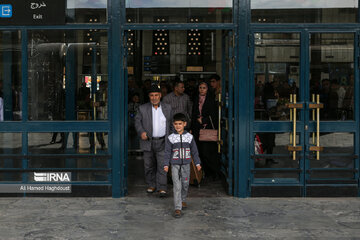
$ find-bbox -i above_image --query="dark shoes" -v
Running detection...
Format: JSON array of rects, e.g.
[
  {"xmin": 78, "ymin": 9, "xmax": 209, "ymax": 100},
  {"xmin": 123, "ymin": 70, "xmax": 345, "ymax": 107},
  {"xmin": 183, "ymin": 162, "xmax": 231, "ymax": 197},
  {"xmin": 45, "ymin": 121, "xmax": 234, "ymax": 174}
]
[
  {"xmin": 182, "ymin": 202, "xmax": 187, "ymax": 209},
  {"xmin": 50, "ymin": 139, "xmax": 63, "ymax": 144},
  {"xmin": 146, "ymin": 188, "xmax": 167, "ymax": 197},
  {"xmin": 159, "ymin": 190, "xmax": 167, "ymax": 198},
  {"xmin": 146, "ymin": 187, "xmax": 156, "ymax": 193},
  {"xmin": 174, "ymin": 210, "xmax": 182, "ymax": 218}
]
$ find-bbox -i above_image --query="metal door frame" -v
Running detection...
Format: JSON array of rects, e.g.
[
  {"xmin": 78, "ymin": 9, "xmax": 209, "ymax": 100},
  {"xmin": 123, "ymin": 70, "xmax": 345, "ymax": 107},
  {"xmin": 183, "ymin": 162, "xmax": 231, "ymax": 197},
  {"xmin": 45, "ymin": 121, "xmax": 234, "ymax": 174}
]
[
  {"xmin": 220, "ymin": 30, "xmax": 235, "ymax": 195},
  {"xmin": 249, "ymin": 27, "xmax": 360, "ymax": 197},
  {"xmin": 121, "ymin": 28, "xmax": 237, "ymax": 196}
]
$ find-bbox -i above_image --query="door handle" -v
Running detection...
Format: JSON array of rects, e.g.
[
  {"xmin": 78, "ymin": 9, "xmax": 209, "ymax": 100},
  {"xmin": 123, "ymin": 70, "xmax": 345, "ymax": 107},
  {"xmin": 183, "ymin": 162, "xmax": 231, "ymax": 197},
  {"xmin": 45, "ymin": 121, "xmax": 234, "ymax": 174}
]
[
  {"xmin": 308, "ymin": 94, "xmax": 324, "ymax": 160},
  {"xmin": 286, "ymin": 94, "xmax": 303, "ymax": 160}
]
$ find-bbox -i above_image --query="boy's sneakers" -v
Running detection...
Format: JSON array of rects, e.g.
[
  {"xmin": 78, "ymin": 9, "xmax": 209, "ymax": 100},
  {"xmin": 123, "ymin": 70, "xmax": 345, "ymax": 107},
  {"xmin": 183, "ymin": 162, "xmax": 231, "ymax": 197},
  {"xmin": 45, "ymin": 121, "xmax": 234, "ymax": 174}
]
[
  {"xmin": 182, "ymin": 202, "xmax": 187, "ymax": 209},
  {"xmin": 174, "ymin": 210, "xmax": 182, "ymax": 218}
]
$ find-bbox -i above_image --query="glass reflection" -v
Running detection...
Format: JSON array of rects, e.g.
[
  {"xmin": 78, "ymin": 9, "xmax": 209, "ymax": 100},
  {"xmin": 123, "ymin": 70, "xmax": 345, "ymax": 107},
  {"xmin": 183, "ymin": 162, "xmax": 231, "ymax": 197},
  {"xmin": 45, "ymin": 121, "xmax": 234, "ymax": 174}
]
[
  {"xmin": 0, "ymin": 133, "xmax": 22, "ymax": 181},
  {"xmin": 310, "ymin": 33, "xmax": 354, "ymax": 121},
  {"xmin": 310, "ymin": 132, "xmax": 354, "ymax": 168},
  {"xmin": 254, "ymin": 33, "xmax": 300, "ymax": 121},
  {"xmin": 254, "ymin": 132, "xmax": 299, "ymax": 169},
  {"xmin": 28, "ymin": 30, "xmax": 108, "ymax": 121},
  {"xmin": 0, "ymin": 133, "xmax": 21, "ymax": 154},
  {"xmin": 0, "ymin": 31, "xmax": 22, "ymax": 121},
  {"xmin": 66, "ymin": 0, "xmax": 107, "ymax": 23},
  {"xmin": 309, "ymin": 132, "xmax": 355, "ymax": 180},
  {"xmin": 126, "ymin": 0, "xmax": 232, "ymax": 23},
  {"xmin": 251, "ymin": 0, "xmax": 358, "ymax": 23},
  {"xmin": 28, "ymin": 132, "xmax": 108, "ymax": 154},
  {"xmin": 0, "ymin": 173, "xmax": 21, "ymax": 182},
  {"xmin": 126, "ymin": 0, "xmax": 232, "ymax": 8}
]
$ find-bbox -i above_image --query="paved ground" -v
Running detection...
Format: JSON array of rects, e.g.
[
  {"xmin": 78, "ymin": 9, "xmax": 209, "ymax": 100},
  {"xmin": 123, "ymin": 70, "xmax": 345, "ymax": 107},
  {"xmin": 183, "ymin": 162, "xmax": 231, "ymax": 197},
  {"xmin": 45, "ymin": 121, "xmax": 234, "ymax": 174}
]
[
  {"xmin": 0, "ymin": 137, "xmax": 359, "ymax": 239},
  {"xmin": 0, "ymin": 196, "xmax": 359, "ymax": 239}
]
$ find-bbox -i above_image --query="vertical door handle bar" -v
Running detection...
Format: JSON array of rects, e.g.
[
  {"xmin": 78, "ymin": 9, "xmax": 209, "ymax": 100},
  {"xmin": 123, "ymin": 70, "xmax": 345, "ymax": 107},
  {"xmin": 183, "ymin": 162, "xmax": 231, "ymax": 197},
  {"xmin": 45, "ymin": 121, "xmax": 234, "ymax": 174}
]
[
  {"xmin": 309, "ymin": 94, "xmax": 324, "ymax": 160},
  {"xmin": 293, "ymin": 94, "xmax": 297, "ymax": 160},
  {"xmin": 287, "ymin": 94, "xmax": 303, "ymax": 160}
]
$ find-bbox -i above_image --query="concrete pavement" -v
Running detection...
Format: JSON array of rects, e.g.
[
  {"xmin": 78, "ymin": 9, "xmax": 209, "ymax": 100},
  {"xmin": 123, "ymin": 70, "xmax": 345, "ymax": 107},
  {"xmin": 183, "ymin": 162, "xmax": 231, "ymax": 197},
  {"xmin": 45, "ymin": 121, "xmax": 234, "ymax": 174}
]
[{"xmin": 0, "ymin": 196, "xmax": 359, "ymax": 239}]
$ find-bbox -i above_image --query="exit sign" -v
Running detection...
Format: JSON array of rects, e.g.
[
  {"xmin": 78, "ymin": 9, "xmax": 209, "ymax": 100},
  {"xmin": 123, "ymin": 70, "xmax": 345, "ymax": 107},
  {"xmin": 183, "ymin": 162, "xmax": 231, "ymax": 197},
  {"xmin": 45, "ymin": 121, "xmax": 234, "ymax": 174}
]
[
  {"xmin": 0, "ymin": 5, "xmax": 12, "ymax": 18},
  {"xmin": 0, "ymin": 0, "xmax": 65, "ymax": 25}
]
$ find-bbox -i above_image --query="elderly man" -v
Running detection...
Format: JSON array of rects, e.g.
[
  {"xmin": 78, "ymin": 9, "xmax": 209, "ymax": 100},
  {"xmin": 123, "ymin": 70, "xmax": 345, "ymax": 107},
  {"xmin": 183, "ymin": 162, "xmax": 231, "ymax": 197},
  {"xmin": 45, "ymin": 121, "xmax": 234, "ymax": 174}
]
[
  {"xmin": 163, "ymin": 79, "xmax": 192, "ymax": 126},
  {"xmin": 135, "ymin": 84, "xmax": 173, "ymax": 197}
]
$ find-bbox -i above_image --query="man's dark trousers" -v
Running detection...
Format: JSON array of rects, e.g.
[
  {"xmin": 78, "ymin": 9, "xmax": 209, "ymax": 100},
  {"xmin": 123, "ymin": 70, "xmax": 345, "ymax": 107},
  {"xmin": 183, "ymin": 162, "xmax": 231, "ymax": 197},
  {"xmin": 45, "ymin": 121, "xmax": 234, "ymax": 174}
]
[{"xmin": 143, "ymin": 138, "xmax": 167, "ymax": 191}]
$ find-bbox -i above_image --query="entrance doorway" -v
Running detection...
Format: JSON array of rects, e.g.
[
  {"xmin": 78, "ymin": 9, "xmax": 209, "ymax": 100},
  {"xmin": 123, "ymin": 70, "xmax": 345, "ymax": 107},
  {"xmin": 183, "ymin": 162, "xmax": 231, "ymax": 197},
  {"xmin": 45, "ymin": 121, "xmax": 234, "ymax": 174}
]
[
  {"xmin": 124, "ymin": 30, "xmax": 234, "ymax": 196},
  {"xmin": 251, "ymin": 31, "xmax": 359, "ymax": 197}
]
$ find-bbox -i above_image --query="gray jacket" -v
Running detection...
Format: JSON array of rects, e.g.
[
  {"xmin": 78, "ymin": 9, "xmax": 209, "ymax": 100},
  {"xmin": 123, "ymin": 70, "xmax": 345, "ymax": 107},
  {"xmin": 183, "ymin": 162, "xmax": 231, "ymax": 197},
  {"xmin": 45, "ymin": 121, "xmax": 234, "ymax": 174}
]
[
  {"xmin": 164, "ymin": 131, "xmax": 201, "ymax": 167},
  {"xmin": 134, "ymin": 102, "xmax": 173, "ymax": 151}
]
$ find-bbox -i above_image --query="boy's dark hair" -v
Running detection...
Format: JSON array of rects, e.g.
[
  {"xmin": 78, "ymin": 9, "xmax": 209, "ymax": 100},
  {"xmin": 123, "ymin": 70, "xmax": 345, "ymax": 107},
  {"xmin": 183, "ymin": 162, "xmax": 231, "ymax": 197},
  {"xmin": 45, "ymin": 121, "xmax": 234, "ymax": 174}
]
[{"xmin": 173, "ymin": 113, "xmax": 187, "ymax": 123}]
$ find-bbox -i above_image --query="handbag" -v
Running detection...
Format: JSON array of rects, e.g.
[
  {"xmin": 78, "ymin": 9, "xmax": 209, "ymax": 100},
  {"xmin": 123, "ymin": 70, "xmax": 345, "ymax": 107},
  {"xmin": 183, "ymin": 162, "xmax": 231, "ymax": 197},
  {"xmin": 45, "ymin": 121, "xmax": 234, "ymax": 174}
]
[{"xmin": 199, "ymin": 116, "xmax": 218, "ymax": 142}]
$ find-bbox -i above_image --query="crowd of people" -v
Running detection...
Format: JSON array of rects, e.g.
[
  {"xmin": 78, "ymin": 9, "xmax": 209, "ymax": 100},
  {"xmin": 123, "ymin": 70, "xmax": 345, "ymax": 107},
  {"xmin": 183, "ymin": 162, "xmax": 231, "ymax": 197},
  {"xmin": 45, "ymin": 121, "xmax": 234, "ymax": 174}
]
[
  {"xmin": 255, "ymin": 75, "xmax": 354, "ymax": 121},
  {"xmin": 132, "ymin": 74, "xmax": 222, "ymax": 217},
  {"xmin": 254, "ymin": 74, "xmax": 355, "ymax": 167}
]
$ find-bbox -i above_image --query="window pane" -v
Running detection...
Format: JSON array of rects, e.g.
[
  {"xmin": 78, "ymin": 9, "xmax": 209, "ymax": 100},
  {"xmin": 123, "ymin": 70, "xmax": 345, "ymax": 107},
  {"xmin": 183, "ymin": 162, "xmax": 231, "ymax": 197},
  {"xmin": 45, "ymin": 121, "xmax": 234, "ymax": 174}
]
[
  {"xmin": 0, "ymin": 133, "xmax": 22, "ymax": 154},
  {"xmin": 0, "ymin": 31, "xmax": 22, "ymax": 121},
  {"xmin": 0, "ymin": 132, "xmax": 22, "ymax": 181},
  {"xmin": 254, "ymin": 33, "xmax": 300, "ymax": 121},
  {"xmin": 251, "ymin": 0, "xmax": 358, "ymax": 23},
  {"xmin": 28, "ymin": 30, "xmax": 108, "ymax": 121},
  {"xmin": 309, "ymin": 132, "xmax": 355, "ymax": 180},
  {"xmin": 310, "ymin": 33, "xmax": 354, "ymax": 121},
  {"xmin": 28, "ymin": 132, "xmax": 110, "ymax": 182},
  {"xmin": 66, "ymin": 0, "xmax": 107, "ymax": 23},
  {"xmin": 0, "ymin": 173, "xmax": 22, "ymax": 182},
  {"xmin": 309, "ymin": 132, "xmax": 354, "ymax": 168},
  {"xmin": 254, "ymin": 132, "xmax": 300, "ymax": 180},
  {"xmin": 126, "ymin": 0, "xmax": 232, "ymax": 23},
  {"xmin": 28, "ymin": 132, "xmax": 108, "ymax": 154},
  {"xmin": 254, "ymin": 132, "xmax": 300, "ymax": 166}
]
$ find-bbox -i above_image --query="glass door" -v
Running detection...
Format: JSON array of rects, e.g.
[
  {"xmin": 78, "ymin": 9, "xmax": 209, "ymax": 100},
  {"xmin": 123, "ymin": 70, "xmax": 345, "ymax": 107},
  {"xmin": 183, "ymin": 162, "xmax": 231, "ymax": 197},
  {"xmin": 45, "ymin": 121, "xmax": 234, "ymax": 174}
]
[
  {"xmin": 124, "ymin": 29, "xmax": 235, "ymax": 196},
  {"xmin": 251, "ymin": 31, "xmax": 359, "ymax": 197},
  {"xmin": 251, "ymin": 32, "xmax": 303, "ymax": 197},
  {"xmin": 305, "ymin": 32, "xmax": 358, "ymax": 196}
]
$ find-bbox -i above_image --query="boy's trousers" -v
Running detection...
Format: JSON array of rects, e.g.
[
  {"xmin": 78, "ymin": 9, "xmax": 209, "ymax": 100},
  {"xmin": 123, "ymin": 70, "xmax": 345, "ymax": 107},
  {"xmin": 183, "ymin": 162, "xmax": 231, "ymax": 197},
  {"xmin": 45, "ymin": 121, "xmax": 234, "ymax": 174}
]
[{"xmin": 171, "ymin": 164, "xmax": 190, "ymax": 210}]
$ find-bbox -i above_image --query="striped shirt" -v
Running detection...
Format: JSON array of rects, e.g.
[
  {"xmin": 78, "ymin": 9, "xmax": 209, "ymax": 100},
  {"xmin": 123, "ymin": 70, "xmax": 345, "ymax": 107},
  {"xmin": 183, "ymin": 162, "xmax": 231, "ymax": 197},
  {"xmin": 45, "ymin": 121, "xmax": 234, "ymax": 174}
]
[{"xmin": 163, "ymin": 92, "xmax": 192, "ymax": 120}]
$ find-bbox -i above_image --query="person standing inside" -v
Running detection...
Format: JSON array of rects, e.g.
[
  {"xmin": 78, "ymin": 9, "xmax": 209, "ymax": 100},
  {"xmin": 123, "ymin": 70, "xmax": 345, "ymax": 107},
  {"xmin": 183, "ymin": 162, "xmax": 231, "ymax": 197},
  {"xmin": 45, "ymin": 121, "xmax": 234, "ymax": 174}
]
[
  {"xmin": 135, "ymin": 84, "xmax": 173, "ymax": 197},
  {"xmin": 90, "ymin": 81, "xmax": 107, "ymax": 150},
  {"xmin": 163, "ymin": 79, "xmax": 192, "ymax": 127},
  {"xmin": 191, "ymin": 81, "xmax": 219, "ymax": 180},
  {"xmin": 209, "ymin": 74, "xmax": 221, "ymax": 102},
  {"xmin": 164, "ymin": 113, "xmax": 201, "ymax": 218}
]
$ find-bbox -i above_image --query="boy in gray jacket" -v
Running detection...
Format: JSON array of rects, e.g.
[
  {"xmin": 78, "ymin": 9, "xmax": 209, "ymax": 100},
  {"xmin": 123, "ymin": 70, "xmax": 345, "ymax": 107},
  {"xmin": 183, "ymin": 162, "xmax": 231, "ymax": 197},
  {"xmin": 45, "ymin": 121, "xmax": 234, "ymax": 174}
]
[{"xmin": 164, "ymin": 113, "xmax": 201, "ymax": 218}]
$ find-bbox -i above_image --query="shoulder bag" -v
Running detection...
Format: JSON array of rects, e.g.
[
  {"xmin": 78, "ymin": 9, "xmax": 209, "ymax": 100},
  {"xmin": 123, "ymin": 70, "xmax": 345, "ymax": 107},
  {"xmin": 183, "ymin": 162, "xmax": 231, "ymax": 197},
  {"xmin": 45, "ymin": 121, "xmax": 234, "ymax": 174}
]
[{"xmin": 199, "ymin": 116, "xmax": 218, "ymax": 142}]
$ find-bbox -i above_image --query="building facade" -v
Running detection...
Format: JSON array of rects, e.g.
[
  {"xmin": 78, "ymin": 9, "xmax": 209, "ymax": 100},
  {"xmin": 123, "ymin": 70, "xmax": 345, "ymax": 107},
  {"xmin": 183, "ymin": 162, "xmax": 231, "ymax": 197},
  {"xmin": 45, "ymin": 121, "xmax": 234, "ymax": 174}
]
[{"xmin": 0, "ymin": 0, "xmax": 359, "ymax": 197}]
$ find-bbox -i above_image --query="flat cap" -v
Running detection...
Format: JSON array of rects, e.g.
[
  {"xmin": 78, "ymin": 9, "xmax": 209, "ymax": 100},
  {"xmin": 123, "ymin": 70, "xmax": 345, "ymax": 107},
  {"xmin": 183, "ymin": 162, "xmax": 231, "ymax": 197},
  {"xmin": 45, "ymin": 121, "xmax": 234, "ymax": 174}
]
[{"xmin": 148, "ymin": 84, "xmax": 161, "ymax": 93}]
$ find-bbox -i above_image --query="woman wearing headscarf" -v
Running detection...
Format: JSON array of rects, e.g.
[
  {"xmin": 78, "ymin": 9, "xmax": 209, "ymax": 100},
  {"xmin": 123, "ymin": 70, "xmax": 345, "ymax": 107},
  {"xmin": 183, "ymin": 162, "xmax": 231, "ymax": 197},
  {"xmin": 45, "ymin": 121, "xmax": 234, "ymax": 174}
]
[{"xmin": 191, "ymin": 81, "xmax": 220, "ymax": 180}]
